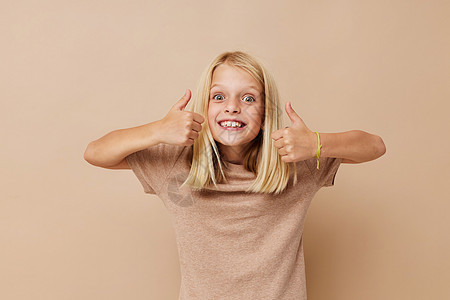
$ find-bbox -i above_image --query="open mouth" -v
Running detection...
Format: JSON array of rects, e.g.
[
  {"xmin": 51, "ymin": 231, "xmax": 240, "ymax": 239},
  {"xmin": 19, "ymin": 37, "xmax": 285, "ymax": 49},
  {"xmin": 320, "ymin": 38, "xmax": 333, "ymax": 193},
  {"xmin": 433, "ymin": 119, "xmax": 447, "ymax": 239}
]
[{"xmin": 217, "ymin": 121, "xmax": 247, "ymax": 130}]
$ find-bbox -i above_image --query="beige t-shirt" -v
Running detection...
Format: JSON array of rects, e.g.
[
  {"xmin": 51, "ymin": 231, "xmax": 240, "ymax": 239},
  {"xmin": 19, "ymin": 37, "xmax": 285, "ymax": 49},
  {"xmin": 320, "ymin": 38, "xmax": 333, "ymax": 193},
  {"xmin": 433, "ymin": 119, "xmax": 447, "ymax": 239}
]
[{"xmin": 126, "ymin": 143, "xmax": 342, "ymax": 300}]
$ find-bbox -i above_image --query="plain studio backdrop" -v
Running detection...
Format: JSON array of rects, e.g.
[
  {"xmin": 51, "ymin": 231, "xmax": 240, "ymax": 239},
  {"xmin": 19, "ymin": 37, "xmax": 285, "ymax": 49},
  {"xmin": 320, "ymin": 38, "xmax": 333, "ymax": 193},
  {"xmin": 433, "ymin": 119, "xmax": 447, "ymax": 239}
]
[{"xmin": 1, "ymin": 0, "xmax": 449, "ymax": 299}]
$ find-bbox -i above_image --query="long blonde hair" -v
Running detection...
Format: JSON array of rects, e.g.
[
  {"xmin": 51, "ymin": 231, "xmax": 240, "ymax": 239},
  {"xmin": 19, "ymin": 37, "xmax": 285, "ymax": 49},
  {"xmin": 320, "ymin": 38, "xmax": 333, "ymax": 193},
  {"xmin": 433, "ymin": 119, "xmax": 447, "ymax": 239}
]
[{"xmin": 181, "ymin": 50, "xmax": 298, "ymax": 195}]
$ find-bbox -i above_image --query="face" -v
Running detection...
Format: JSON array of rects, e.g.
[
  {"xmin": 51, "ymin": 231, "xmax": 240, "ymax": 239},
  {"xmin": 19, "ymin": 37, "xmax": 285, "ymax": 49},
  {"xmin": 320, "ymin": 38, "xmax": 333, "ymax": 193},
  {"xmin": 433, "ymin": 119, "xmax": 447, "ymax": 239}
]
[{"xmin": 207, "ymin": 63, "xmax": 265, "ymax": 164}]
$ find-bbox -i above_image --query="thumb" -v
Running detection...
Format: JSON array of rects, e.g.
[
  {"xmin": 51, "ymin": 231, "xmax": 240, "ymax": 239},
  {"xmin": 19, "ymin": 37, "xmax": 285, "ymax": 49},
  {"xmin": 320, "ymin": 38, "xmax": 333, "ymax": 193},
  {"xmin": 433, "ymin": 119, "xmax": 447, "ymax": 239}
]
[
  {"xmin": 173, "ymin": 89, "xmax": 191, "ymax": 111},
  {"xmin": 286, "ymin": 102, "xmax": 303, "ymax": 125}
]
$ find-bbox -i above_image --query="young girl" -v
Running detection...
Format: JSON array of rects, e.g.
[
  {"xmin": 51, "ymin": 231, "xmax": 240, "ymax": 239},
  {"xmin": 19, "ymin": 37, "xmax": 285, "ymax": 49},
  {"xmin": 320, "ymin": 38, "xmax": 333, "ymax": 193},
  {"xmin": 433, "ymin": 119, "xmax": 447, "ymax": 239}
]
[{"xmin": 84, "ymin": 51, "xmax": 386, "ymax": 299}]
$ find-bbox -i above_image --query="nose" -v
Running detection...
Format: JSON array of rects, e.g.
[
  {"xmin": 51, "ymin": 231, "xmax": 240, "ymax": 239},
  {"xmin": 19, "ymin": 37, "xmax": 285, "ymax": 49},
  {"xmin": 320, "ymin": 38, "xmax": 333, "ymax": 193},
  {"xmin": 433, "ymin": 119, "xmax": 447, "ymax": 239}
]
[{"xmin": 224, "ymin": 96, "xmax": 241, "ymax": 113}]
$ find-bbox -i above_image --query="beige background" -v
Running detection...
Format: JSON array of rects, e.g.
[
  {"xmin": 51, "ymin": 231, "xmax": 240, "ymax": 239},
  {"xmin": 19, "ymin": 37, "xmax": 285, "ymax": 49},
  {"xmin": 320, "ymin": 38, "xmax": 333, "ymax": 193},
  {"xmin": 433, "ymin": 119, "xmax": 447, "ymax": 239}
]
[{"xmin": 1, "ymin": 0, "xmax": 449, "ymax": 299}]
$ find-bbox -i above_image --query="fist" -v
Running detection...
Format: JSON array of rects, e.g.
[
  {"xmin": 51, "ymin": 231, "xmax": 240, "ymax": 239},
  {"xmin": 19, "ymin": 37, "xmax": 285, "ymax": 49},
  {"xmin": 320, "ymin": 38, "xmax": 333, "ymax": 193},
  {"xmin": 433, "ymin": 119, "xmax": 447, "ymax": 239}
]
[
  {"xmin": 158, "ymin": 89, "xmax": 205, "ymax": 146},
  {"xmin": 271, "ymin": 102, "xmax": 317, "ymax": 162}
]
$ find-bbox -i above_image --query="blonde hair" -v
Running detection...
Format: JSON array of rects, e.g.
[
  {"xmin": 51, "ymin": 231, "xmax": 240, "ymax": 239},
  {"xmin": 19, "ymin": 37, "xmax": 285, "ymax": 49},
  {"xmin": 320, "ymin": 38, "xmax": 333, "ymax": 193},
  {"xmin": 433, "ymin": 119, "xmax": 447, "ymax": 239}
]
[{"xmin": 181, "ymin": 50, "xmax": 298, "ymax": 195}]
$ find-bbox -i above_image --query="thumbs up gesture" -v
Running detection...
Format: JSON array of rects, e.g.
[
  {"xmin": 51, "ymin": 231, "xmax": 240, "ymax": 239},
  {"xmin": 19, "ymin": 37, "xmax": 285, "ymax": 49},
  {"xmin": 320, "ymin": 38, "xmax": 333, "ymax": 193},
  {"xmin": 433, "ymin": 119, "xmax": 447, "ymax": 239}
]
[
  {"xmin": 271, "ymin": 102, "xmax": 317, "ymax": 163},
  {"xmin": 157, "ymin": 89, "xmax": 205, "ymax": 146}
]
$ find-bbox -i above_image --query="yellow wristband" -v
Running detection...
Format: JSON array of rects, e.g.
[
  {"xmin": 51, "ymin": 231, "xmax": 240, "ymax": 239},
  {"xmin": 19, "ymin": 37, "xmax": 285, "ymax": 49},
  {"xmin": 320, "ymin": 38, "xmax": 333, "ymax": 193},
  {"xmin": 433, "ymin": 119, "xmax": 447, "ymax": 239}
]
[{"xmin": 314, "ymin": 131, "xmax": 322, "ymax": 169}]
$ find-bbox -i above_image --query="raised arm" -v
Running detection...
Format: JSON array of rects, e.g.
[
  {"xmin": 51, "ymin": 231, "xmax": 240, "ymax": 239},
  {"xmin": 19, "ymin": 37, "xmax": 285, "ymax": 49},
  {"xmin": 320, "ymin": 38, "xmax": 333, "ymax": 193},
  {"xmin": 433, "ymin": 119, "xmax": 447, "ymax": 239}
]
[
  {"xmin": 83, "ymin": 121, "xmax": 162, "ymax": 169},
  {"xmin": 318, "ymin": 130, "xmax": 386, "ymax": 163},
  {"xmin": 271, "ymin": 102, "xmax": 386, "ymax": 164},
  {"xmin": 83, "ymin": 89, "xmax": 205, "ymax": 169}
]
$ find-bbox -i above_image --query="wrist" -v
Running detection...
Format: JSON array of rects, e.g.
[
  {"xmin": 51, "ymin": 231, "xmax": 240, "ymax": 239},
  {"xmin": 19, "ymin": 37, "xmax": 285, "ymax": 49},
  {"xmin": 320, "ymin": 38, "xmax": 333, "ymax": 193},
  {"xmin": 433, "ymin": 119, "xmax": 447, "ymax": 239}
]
[
  {"xmin": 313, "ymin": 131, "xmax": 323, "ymax": 169},
  {"xmin": 141, "ymin": 121, "xmax": 162, "ymax": 147},
  {"xmin": 311, "ymin": 131, "xmax": 320, "ymax": 158}
]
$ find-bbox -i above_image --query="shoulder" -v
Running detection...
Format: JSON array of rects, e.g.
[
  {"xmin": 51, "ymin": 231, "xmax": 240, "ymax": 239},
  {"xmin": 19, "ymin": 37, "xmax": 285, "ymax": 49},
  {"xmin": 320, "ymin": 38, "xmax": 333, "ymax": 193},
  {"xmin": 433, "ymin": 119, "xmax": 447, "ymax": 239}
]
[{"xmin": 126, "ymin": 143, "xmax": 190, "ymax": 170}]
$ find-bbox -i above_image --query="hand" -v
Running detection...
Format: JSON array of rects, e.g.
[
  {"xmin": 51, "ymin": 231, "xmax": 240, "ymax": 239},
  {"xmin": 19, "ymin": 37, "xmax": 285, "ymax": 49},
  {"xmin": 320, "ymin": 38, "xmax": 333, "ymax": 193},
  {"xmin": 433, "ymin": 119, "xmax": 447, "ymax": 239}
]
[
  {"xmin": 271, "ymin": 102, "xmax": 317, "ymax": 163},
  {"xmin": 157, "ymin": 89, "xmax": 205, "ymax": 146}
]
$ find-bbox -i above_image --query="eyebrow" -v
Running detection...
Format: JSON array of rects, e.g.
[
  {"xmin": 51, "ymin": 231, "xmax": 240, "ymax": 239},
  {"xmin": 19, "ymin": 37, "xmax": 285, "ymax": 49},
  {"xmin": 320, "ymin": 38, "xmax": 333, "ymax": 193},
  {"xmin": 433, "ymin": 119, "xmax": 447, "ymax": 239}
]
[{"xmin": 210, "ymin": 83, "xmax": 260, "ymax": 93}]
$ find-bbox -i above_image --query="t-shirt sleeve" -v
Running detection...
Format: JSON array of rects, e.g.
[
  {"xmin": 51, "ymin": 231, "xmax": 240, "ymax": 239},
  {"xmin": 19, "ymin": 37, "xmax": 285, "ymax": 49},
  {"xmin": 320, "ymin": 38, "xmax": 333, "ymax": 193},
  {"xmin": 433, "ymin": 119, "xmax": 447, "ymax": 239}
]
[
  {"xmin": 125, "ymin": 143, "xmax": 186, "ymax": 194},
  {"xmin": 304, "ymin": 156, "xmax": 342, "ymax": 188}
]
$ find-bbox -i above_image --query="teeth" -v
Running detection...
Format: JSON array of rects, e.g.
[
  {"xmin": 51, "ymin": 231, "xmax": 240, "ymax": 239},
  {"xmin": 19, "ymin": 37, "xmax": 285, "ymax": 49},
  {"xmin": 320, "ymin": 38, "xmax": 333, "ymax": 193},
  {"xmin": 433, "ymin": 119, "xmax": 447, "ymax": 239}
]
[{"xmin": 220, "ymin": 121, "xmax": 244, "ymax": 128}]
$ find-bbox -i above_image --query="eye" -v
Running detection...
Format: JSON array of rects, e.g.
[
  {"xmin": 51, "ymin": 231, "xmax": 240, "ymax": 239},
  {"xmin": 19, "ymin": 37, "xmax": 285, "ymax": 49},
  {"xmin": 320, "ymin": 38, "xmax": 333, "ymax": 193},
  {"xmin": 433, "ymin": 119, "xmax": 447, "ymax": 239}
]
[
  {"xmin": 243, "ymin": 95, "xmax": 255, "ymax": 102},
  {"xmin": 212, "ymin": 94, "xmax": 224, "ymax": 100}
]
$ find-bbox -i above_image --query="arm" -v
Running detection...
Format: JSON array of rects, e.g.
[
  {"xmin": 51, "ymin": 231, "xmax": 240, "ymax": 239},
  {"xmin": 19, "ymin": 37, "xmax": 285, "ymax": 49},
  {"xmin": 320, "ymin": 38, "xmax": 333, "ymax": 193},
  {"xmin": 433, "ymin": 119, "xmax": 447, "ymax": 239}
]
[
  {"xmin": 83, "ymin": 121, "xmax": 162, "ymax": 169},
  {"xmin": 271, "ymin": 102, "xmax": 386, "ymax": 164},
  {"xmin": 318, "ymin": 130, "xmax": 386, "ymax": 164},
  {"xmin": 83, "ymin": 89, "xmax": 205, "ymax": 169}
]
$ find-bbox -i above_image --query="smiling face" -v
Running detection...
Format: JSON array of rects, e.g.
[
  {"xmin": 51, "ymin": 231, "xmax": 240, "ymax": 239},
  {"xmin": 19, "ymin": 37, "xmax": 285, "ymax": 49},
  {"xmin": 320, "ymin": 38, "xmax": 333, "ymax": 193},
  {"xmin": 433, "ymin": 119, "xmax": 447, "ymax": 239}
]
[{"xmin": 207, "ymin": 63, "xmax": 265, "ymax": 164}]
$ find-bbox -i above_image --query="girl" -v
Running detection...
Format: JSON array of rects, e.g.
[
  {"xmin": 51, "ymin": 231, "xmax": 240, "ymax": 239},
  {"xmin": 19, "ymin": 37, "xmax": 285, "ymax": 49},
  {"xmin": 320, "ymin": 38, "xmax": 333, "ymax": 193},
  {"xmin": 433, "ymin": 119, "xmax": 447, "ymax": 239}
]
[{"xmin": 84, "ymin": 51, "xmax": 386, "ymax": 299}]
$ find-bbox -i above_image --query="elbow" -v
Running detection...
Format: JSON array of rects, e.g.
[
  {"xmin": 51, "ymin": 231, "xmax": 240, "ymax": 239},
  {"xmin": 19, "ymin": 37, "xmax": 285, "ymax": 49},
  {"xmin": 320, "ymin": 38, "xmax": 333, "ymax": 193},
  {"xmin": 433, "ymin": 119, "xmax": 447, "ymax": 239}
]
[
  {"xmin": 374, "ymin": 135, "xmax": 386, "ymax": 158},
  {"xmin": 84, "ymin": 142, "xmax": 98, "ymax": 166}
]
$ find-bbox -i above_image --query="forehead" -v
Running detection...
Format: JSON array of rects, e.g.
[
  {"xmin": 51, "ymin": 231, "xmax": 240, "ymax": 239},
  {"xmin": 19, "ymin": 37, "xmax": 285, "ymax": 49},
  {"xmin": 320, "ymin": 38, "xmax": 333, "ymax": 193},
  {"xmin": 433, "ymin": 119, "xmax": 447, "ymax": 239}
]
[
  {"xmin": 210, "ymin": 83, "xmax": 261, "ymax": 94},
  {"xmin": 210, "ymin": 64, "xmax": 262, "ymax": 92}
]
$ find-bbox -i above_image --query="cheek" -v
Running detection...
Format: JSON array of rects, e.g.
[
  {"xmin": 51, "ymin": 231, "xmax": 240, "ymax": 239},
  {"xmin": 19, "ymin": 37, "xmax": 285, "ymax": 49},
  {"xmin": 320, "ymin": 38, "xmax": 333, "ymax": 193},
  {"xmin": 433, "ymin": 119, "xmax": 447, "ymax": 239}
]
[
  {"xmin": 207, "ymin": 112, "xmax": 217, "ymax": 129},
  {"xmin": 252, "ymin": 108, "xmax": 265, "ymax": 125},
  {"xmin": 207, "ymin": 105, "xmax": 219, "ymax": 120}
]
